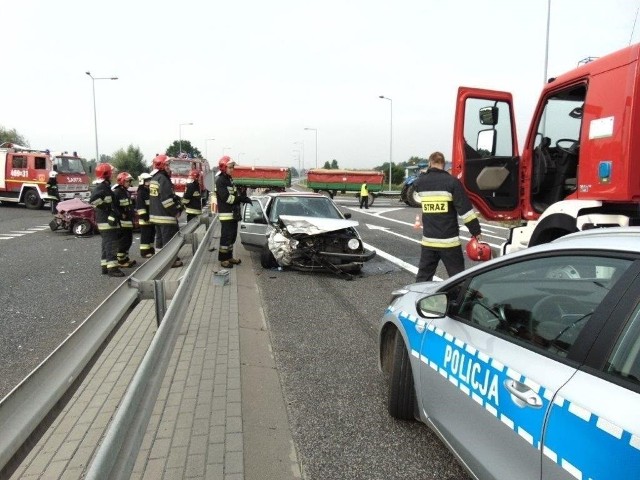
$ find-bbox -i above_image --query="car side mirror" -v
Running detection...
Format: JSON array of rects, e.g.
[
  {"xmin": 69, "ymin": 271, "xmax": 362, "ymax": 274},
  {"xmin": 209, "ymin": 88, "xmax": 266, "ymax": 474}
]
[
  {"xmin": 417, "ymin": 293, "xmax": 448, "ymax": 318},
  {"xmin": 343, "ymin": 212, "xmax": 352, "ymax": 219}
]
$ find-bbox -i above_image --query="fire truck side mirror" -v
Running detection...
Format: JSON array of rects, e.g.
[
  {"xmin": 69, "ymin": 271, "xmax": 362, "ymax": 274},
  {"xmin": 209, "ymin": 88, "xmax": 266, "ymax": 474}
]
[{"xmin": 479, "ymin": 106, "xmax": 498, "ymax": 126}]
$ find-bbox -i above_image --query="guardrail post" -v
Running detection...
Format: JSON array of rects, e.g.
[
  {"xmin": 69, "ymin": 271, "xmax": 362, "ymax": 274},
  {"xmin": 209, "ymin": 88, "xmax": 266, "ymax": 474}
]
[{"xmin": 153, "ymin": 280, "xmax": 166, "ymax": 326}]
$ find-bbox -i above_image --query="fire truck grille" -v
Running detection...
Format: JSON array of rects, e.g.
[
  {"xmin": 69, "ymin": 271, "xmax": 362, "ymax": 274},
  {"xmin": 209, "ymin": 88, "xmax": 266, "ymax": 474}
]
[{"xmin": 59, "ymin": 184, "xmax": 89, "ymax": 192}]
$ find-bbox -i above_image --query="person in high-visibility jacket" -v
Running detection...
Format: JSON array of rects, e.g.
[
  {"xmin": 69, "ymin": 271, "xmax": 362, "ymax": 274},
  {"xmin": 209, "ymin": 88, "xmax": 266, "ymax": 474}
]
[
  {"xmin": 181, "ymin": 170, "xmax": 203, "ymax": 222},
  {"xmin": 413, "ymin": 151, "xmax": 482, "ymax": 282},
  {"xmin": 215, "ymin": 156, "xmax": 251, "ymax": 268},
  {"xmin": 149, "ymin": 154, "xmax": 184, "ymax": 268},
  {"xmin": 89, "ymin": 163, "xmax": 125, "ymax": 277},
  {"xmin": 136, "ymin": 172, "xmax": 155, "ymax": 258},
  {"xmin": 112, "ymin": 172, "xmax": 137, "ymax": 268},
  {"xmin": 359, "ymin": 181, "xmax": 369, "ymax": 209}
]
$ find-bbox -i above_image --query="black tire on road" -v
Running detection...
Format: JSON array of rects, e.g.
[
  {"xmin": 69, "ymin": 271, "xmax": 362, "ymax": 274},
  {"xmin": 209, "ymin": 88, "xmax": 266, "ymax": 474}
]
[
  {"xmin": 406, "ymin": 184, "xmax": 421, "ymax": 208},
  {"xmin": 260, "ymin": 245, "xmax": 278, "ymax": 269},
  {"xmin": 49, "ymin": 219, "xmax": 59, "ymax": 231},
  {"xmin": 24, "ymin": 189, "xmax": 44, "ymax": 210},
  {"xmin": 368, "ymin": 194, "xmax": 376, "ymax": 207},
  {"xmin": 388, "ymin": 331, "xmax": 417, "ymax": 420},
  {"xmin": 73, "ymin": 219, "xmax": 94, "ymax": 236}
]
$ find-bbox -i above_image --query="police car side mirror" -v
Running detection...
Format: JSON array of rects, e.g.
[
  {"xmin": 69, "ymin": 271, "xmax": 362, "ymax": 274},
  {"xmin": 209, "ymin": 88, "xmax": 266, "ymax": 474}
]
[{"xmin": 417, "ymin": 293, "xmax": 448, "ymax": 318}]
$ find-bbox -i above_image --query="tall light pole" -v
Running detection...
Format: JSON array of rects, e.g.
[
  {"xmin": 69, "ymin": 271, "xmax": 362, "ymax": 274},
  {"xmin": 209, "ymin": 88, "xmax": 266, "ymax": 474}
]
[
  {"xmin": 379, "ymin": 95, "xmax": 393, "ymax": 191},
  {"xmin": 304, "ymin": 128, "xmax": 318, "ymax": 168},
  {"xmin": 179, "ymin": 122, "xmax": 193, "ymax": 155},
  {"xmin": 85, "ymin": 71, "xmax": 118, "ymax": 163},
  {"xmin": 205, "ymin": 138, "xmax": 215, "ymax": 160},
  {"xmin": 292, "ymin": 149, "xmax": 301, "ymax": 176},
  {"xmin": 543, "ymin": 0, "xmax": 551, "ymax": 84}
]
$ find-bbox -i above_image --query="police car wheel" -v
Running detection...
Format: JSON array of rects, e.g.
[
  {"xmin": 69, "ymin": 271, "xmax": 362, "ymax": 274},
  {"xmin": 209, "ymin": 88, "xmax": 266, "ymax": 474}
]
[{"xmin": 388, "ymin": 332, "xmax": 417, "ymax": 420}]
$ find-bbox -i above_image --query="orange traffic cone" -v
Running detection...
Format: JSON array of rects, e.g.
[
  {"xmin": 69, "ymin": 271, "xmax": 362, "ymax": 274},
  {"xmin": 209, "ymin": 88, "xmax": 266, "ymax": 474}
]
[{"xmin": 413, "ymin": 213, "xmax": 422, "ymax": 230}]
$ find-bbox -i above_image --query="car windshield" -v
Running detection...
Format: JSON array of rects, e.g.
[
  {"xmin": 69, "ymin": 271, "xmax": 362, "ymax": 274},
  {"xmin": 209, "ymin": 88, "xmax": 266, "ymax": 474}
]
[
  {"xmin": 269, "ymin": 196, "xmax": 343, "ymax": 222},
  {"xmin": 53, "ymin": 157, "xmax": 86, "ymax": 174}
]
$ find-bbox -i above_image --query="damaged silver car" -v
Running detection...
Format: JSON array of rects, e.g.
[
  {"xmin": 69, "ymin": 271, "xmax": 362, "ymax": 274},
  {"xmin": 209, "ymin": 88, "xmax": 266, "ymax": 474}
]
[{"xmin": 239, "ymin": 192, "xmax": 376, "ymax": 277}]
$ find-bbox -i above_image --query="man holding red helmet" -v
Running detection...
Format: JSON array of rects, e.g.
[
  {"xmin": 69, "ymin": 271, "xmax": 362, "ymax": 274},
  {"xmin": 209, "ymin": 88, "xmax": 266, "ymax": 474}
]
[
  {"xmin": 215, "ymin": 156, "xmax": 251, "ymax": 268},
  {"xmin": 414, "ymin": 151, "xmax": 486, "ymax": 282}
]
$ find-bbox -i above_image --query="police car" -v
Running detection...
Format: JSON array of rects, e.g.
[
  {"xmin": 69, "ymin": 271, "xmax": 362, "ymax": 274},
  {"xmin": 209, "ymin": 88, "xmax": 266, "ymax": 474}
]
[{"xmin": 379, "ymin": 227, "xmax": 640, "ymax": 480}]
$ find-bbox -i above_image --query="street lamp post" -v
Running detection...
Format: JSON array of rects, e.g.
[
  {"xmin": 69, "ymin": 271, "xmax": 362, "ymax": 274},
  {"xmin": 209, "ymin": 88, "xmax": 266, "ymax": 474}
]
[
  {"xmin": 292, "ymin": 149, "xmax": 301, "ymax": 176},
  {"xmin": 378, "ymin": 95, "xmax": 393, "ymax": 191},
  {"xmin": 205, "ymin": 138, "xmax": 215, "ymax": 160},
  {"xmin": 85, "ymin": 72, "xmax": 118, "ymax": 163},
  {"xmin": 304, "ymin": 128, "xmax": 318, "ymax": 168},
  {"xmin": 179, "ymin": 122, "xmax": 193, "ymax": 155}
]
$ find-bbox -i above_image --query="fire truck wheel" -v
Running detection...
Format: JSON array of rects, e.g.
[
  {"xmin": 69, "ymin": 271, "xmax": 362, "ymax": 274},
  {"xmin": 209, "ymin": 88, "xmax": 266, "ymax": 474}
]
[
  {"xmin": 72, "ymin": 219, "xmax": 93, "ymax": 236},
  {"xmin": 24, "ymin": 189, "xmax": 44, "ymax": 210}
]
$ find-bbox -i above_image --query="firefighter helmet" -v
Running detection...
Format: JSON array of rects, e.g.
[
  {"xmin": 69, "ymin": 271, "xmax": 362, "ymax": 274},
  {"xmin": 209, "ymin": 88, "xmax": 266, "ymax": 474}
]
[
  {"xmin": 49, "ymin": 170, "xmax": 58, "ymax": 178},
  {"xmin": 138, "ymin": 172, "xmax": 152, "ymax": 183},
  {"xmin": 95, "ymin": 163, "xmax": 113, "ymax": 180},
  {"xmin": 218, "ymin": 156, "xmax": 235, "ymax": 174},
  {"xmin": 153, "ymin": 154, "xmax": 170, "ymax": 171},
  {"xmin": 117, "ymin": 172, "xmax": 133, "ymax": 186},
  {"xmin": 466, "ymin": 237, "xmax": 492, "ymax": 262}
]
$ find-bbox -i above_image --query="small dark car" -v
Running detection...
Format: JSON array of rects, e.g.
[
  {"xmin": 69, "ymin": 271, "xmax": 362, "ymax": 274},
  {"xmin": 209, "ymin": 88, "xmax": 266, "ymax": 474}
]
[{"xmin": 239, "ymin": 192, "xmax": 375, "ymax": 277}]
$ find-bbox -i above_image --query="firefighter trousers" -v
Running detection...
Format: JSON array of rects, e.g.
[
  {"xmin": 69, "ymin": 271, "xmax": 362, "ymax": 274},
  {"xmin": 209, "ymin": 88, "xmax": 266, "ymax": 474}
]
[
  {"xmin": 155, "ymin": 222, "xmax": 179, "ymax": 250},
  {"xmin": 139, "ymin": 224, "xmax": 156, "ymax": 256},
  {"xmin": 219, "ymin": 220, "xmax": 239, "ymax": 262},
  {"xmin": 416, "ymin": 246, "xmax": 465, "ymax": 282},
  {"xmin": 117, "ymin": 228, "xmax": 133, "ymax": 262},
  {"xmin": 100, "ymin": 228, "xmax": 120, "ymax": 269}
]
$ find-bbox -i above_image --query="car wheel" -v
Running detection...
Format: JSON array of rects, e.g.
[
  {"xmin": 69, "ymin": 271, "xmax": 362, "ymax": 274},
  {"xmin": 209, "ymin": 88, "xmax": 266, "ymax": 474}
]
[
  {"xmin": 388, "ymin": 331, "xmax": 417, "ymax": 420},
  {"xmin": 49, "ymin": 219, "xmax": 59, "ymax": 231},
  {"xmin": 24, "ymin": 189, "xmax": 44, "ymax": 210},
  {"xmin": 72, "ymin": 219, "xmax": 93, "ymax": 236},
  {"xmin": 260, "ymin": 245, "xmax": 278, "ymax": 269}
]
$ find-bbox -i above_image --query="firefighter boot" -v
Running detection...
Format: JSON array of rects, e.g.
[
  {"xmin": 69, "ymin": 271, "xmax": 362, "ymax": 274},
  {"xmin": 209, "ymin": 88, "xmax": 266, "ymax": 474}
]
[
  {"xmin": 228, "ymin": 258, "xmax": 242, "ymax": 265},
  {"xmin": 102, "ymin": 266, "xmax": 108, "ymax": 275},
  {"xmin": 220, "ymin": 260, "xmax": 234, "ymax": 269},
  {"xmin": 107, "ymin": 267, "xmax": 125, "ymax": 278},
  {"xmin": 118, "ymin": 258, "xmax": 137, "ymax": 268}
]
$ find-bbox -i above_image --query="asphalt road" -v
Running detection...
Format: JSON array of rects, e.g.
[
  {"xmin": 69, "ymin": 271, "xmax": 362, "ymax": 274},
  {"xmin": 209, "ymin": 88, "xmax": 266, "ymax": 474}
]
[{"xmin": 0, "ymin": 194, "xmax": 509, "ymax": 478}]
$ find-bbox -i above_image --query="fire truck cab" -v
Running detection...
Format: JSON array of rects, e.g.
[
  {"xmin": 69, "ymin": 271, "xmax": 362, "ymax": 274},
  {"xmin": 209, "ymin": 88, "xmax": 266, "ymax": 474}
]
[
  {"xmin": 49, "ymin": 151, "xmax": 91, "ymax": 201},
  {"xmin": 169, "ymin": 156, "xmax": 211, "ymax": 200},
  {"xmin": 453, "ymin": 43, "xmax": 640, "ymax": 255},
  {"xmin": 0, "ymin": 143, "xmax": 51, "ymax": 209}
]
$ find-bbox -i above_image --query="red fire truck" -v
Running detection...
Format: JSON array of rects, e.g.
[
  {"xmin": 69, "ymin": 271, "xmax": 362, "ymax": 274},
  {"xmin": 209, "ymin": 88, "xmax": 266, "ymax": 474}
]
[
  {"xmin": 168, "ymin": 156, "xmax": 211, "ymax": 198},
  {"xmin": 49, "ymin": 151, "xmax": 91, "ymax": 201},
  {"xmin": 453, "ymin": 42, "xmax": 640, "ymax": 255},
  {"xmin": 0, "ymin": 144, "xmax": 91, "ymax": 209},
  {"xmin": 0, "ymin": 143, "xmax": 51, "ymax": 209}
]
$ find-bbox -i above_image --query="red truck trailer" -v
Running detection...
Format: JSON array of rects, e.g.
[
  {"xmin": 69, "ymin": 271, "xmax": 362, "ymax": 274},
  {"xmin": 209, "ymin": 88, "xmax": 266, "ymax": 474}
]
[
  {"xmin": 453, "ymin": 42, "xmax": 640, "ymax": 255},
  {"xmin": 306, "ymin": 169, "xmax": 384, "ymax": 205},
  {"xmin": 232, "ymin": 165, "xmax": 291, "ymax": 192}
]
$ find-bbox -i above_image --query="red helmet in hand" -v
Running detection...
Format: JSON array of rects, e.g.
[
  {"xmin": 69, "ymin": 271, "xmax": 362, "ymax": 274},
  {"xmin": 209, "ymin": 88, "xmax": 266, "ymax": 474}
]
[{"xmin": 466, "ymin": 237, "xmax": 492, "ymax": 262}]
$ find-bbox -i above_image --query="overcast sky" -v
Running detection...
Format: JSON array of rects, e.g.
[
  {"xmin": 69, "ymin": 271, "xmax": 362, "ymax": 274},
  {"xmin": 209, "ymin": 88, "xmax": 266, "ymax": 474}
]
[{"xmin": 3, "ymin": 0, "xmax": 639, "ymax": 170}]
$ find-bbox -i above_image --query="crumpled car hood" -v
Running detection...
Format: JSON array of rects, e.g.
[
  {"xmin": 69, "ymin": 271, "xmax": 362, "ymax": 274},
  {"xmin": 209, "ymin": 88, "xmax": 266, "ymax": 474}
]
[{"xmin": 278, "ymin": 215, "xmax": 359, "ymax": 235}]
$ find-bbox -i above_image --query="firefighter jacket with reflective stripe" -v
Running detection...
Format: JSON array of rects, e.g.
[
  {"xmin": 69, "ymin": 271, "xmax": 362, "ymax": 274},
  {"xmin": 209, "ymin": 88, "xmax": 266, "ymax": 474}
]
[
  {"xmin": 150, "ymin": 170, "xmax": 182, "ymax": 224},
  {"xmin": 136, "ymin": 185, "xmax": 151, "ymax": 225},
  {"xmin": 215, "ymin": 172, "xmax": 242, "ymax": 221},
  {"xmin": 181, "ymin": 180, "xmax": 202, "ymax": 216},
  {"xmin": 89, "ymin": 180, "xmax": 119, "ymax": 231},
  {"xmin": 413, "ymin": 167, "xmax": 481, "ymax": 248},
  {"xmin": 112, "ymin": 184, "xmax": 135, "ymax": 229}
]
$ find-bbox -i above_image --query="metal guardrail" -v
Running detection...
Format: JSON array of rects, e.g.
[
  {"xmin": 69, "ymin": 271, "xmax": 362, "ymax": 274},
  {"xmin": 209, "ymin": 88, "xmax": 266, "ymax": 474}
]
[{"xmin": 0, "ymin": 215, "xmax": 211, "ymax": 472}]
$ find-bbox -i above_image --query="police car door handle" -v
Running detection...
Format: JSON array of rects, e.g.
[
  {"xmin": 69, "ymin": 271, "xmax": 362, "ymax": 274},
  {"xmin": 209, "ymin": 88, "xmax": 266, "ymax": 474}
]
[{"xmin": 504, "ymin": 379, "xmax": 543, "ymax": 409}]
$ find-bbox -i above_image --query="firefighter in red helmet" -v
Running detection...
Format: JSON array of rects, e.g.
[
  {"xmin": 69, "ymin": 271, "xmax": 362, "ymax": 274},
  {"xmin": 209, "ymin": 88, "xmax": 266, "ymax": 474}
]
[
  {"xmin": 181, "ymin": 169, "xmax": 203, "ymax": 222},
  {"xmin": 149, "ymin": 154, "xmax": 184, "ymax": 268},
  {"xmin": 112, "ymin": 172, "xmax": 137, "ymax": 268},
  {"xmin": 215, "ymin": 156, "xmax": 251, "ymax": 268},
  {"xmin": 136, "ymin": 172, "xmax": 155, "ymax": 258},
  {"xmin": 89, "ymin": 163, "xmax": 125, "ymax": 277}
]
